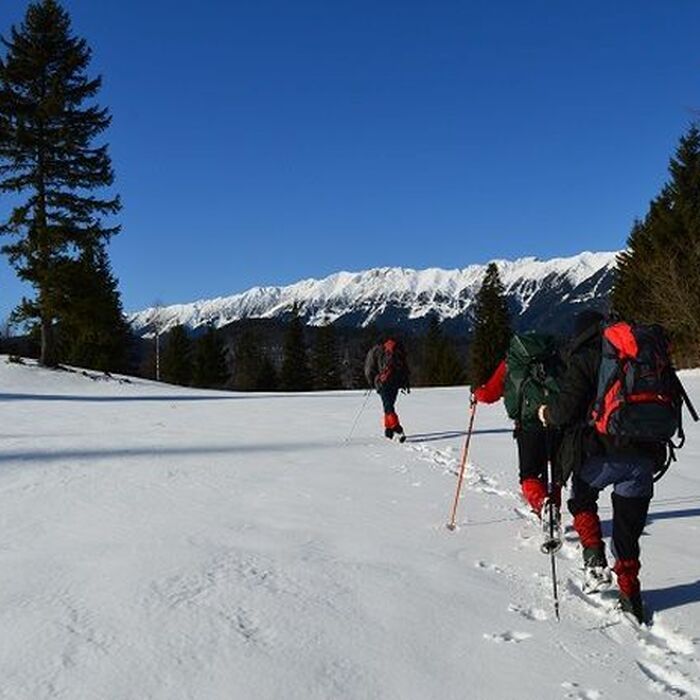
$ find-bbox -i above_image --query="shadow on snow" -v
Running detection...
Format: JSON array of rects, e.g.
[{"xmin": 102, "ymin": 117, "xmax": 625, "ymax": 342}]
[
  {"xmin": 0, "ymin": 441, "xmax": 344, "ymax": 463},
  {"xmin": 406, "ymin": 428, "xmax": 512, "ymax": 443},
  {"xmin": 645, "ymin": 579, "xmax": 700, "ymax": 613},
  {"xmin": 0, "ymin": 391, "xmax": 359, "ymax": 403}
]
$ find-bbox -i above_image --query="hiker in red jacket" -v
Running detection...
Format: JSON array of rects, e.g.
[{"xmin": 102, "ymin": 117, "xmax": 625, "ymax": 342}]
[{"xmin": 472, "ymin": 357, "xmax": 561, "ymax": 518}]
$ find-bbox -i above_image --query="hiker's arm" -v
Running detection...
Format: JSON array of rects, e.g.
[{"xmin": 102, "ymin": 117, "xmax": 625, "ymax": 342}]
[{"xmin": 473, "ymin": 360, "xmax": 506, "ymax": 404}]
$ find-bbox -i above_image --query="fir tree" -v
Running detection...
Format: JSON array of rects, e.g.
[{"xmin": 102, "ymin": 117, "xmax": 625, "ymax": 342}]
[
  {"xmin": 280, "ymin": 305, "xmax": 311, "ymax": 391},
  {"xmin": 192, "ymin": 324, "xmax": 229, "ymax": 388},
  {"xmin": 161, "ymin": 325, "xmax": 192, "ymax": 386},
  {"xmin": 0, "ymin": 0, "xmax": 121, "ymax": 367},
  {"xmin": 312, "ymin": 324, "xmax": 341, "ymax": 390},
  {"xmin": 55, "ymin": 242, "xmax": 130, "ymax": 372},
  {"xmin": 613, "ymin": 124, "xmax": 700, "ymax": 363},
  {"xmin": 468, "ymin": 262, "xmax": 511, "ymax": 386}
]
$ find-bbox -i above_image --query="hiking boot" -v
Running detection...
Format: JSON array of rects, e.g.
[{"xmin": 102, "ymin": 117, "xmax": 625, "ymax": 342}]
[
  {"xmin": 384, "ymin": 427, "xmax": 394, "ymax": 439},
  {"xmin": 617, "ymin": 592, "xmax": 645, "ymax": 624},
  {"xmin": 394, "ymin": 425, "xmax": 406, "ymax": 443},
  {"xmin": 582, "ymin": 545, "xmax": 612, "ymax": 594},
  {"xmin": 583, "ymin": 545, "xmax": 607, "ymax": 568}
]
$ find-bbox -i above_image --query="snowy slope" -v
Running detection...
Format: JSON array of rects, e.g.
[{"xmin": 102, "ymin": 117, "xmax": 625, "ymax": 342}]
[
  {"xmin": 1, "ymin": 359, "xmax": 699, "ymax": 700},
  {"xmin": 128, "ymin": 251, "xmax": 618, "ymax": 336}
]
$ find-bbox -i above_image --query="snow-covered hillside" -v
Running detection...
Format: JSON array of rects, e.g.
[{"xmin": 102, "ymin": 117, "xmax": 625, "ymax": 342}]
[
  {"xmin": 129, "ymin": 251, "xmax": 618, "ymax": 337},
  {"xmin": 1, "ymin": 358, "xmax": 698, "ymax": 700}
]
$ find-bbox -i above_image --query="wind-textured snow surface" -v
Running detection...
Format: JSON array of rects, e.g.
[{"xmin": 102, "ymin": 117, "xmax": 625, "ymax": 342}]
[
  {"xmin": 1, "ymin": 359, "xmax": 699, "ymax": 700},
  {"xmin": 128, "ymin": 251, "xmax": 618, "ymax": 336}
]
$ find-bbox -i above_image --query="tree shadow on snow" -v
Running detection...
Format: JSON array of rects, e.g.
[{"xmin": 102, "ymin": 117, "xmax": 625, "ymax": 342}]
[
  {"xmin": 0, "ymin": 391, "xmax": 357, "ymax": 403},
  {"xmin": 645, "ymin": 579, "xmax": 700, "ymax": 613},
  {"xmin": 0, "ymin": 392, "xmax": 241, "ymax": 403},
  {"xmin": 0, "ymin": 441, "xmax": 342, "ymax": 463},
  {"xmin": 406, "ymin": 428, "xmax": 512, "ymax": 443}
]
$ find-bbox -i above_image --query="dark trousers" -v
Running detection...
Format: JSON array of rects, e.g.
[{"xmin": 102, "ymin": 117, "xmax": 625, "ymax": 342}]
[
  {"xmin": 379, "ymin": 384, "xmax": 399, "ymax": 415},
  {"xmin": 568, "ymin": 455, "xmax": 654, "ymax": 561},
  {"xmin": 515, "ymin": 428, "xmax": 562, "ymax": 484}
]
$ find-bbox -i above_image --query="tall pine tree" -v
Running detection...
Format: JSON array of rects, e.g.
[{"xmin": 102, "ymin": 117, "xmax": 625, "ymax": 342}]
[
  {"xmin": 55, "ymin": 242, "xmax": 130, "ymax": 372},
  {"xmin": 468, "ymin": 262, "xmax": 511, "ymax": 386},
  {"xmin": 0, "ymin": 0, "xmax": 121, "ymax": 366},
  {"xmin": 280, "ymin": 305, "xmax": 311, "ymax": 391}
]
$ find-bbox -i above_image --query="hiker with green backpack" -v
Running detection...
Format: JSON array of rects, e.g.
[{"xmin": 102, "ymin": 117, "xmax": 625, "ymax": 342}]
[{"xmin": 472, "ymin": 331, "xmax": 564, "ymax": 530}]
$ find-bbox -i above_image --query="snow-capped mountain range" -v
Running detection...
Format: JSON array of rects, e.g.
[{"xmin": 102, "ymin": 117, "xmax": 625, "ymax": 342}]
[{"xmin": 129, "ymin": 251, "xmax": 618, "ymax": 337}]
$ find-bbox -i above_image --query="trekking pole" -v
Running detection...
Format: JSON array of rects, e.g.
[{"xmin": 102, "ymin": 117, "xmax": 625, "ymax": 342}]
[
  {"xmin": 545, "ymin": 430, "xmax": 561, "ymax": 621},
  {"xmin": 446, "ymin": 396, "xmax": 478, "ymax": 531},
  {"xmin": 675, "ymin": 374, "xmax": 699, "ymax": 422},
  {"xmin": 344, "ymin": 389, "xmax": 372, "ymax": 443},
  {"xmin": 549, "ymin": 533, "xmax": 560, "ymax": 622}
]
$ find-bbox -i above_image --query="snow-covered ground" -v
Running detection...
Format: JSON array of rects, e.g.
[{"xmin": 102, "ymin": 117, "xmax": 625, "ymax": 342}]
[{"xmin": 0, "ymin": 358, "xmax": 698, "ymax": 700}]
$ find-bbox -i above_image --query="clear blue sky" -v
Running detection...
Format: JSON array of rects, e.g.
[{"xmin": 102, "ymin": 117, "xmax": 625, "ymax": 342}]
[{"xmin": 0, "ymin": 0, "xmax": 698, "ymax": 320}]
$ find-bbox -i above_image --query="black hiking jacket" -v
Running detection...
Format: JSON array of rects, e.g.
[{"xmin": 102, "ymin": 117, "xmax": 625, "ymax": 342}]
[
  {"xmin": 545, "ymin": 323, "xmax": 664, "ymax": 469},
  {"xmin": 545, "ymin": 324, "xmax": 600, "ymax": 429}
]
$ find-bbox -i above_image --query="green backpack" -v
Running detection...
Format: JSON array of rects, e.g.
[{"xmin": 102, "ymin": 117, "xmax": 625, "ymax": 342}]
[{"xmin": 503, "ymin": 332, "xmax": 562, "ymax": 429}]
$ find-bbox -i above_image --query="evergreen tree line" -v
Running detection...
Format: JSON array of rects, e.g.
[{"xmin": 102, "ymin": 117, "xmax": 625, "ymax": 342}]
[
  {"xmin": 0, "ymin": 0, "xmax": 130, "ymax": 372},
  {"xmin": 613, "ymin": 124, "xmax": 700, "ymax": 366},
  {"xmin": 151, "ymin": 296, "xmax": 515, "ymax": 392}
]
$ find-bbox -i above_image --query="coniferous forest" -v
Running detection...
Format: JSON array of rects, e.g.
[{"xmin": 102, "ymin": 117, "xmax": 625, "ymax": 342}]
[{"xmin": 612, "ymin": 125, "xmax": 700, "ymax": 367}]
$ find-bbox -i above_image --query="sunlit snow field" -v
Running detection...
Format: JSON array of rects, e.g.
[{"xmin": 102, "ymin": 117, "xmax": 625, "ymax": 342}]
[{"xmin": 0, "ymin": 359, "xmax": 699, "ymax": 699}]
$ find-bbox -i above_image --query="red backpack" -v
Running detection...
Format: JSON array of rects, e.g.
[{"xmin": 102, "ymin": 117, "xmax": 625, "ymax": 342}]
[
  {"xmin": 377, "ymin": 339, "xmax": 409, "ymax": 388},
  {"xmin": 590, "ymin": 321, "xmax": 697, "ymax": 475}
]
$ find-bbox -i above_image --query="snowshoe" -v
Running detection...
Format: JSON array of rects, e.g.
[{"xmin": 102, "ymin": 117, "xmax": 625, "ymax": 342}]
[
  {"xmin": 582, "ymin": 565, "xmax": 613, "ymax": 594},
  {"xmin": 616, "ymin": 592, "xmax": 646, "ymax": 625},
  {"xmin": 539, "ymin": 498, "xmax": 562, "ymax": 554},
  {"xmin": 581, "ymin": 546, "xmax": 612, "ymax": 594}
]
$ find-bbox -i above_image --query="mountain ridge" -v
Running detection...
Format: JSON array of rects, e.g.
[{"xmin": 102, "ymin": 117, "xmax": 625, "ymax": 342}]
[{"xmin": 129, "ymin": 250, "xmax": 619, "ymax": 337}]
